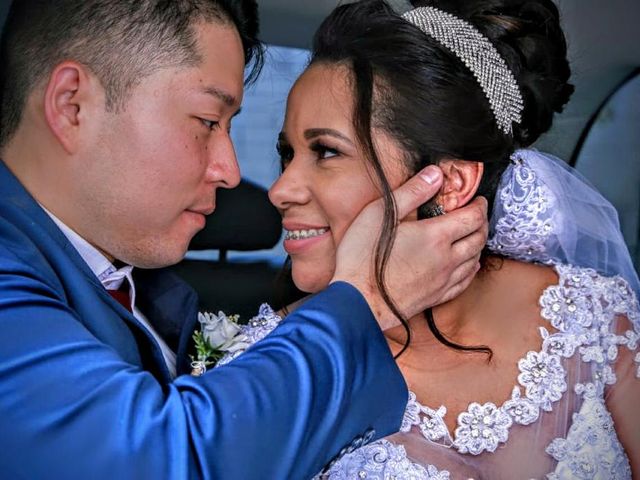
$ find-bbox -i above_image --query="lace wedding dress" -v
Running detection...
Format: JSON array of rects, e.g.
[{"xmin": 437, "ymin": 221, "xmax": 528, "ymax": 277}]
[
  {"xmin": 218, "ymin": 263, "xmax": 639, "ymax": 479},
  {"xmin": 216, "ymin": 152, "xmax": 640, "ymax": 479}
]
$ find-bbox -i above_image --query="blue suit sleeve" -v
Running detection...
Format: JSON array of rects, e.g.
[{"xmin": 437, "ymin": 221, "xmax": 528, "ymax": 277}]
[{"xmin": 0, "ymin": 255, "xmax": 407, "ymax": 479}]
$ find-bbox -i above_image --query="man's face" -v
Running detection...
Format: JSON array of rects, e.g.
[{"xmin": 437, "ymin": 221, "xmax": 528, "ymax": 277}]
[{"xmin": 77, "ymin": 21, "xmax": 245, "ymax": 268}]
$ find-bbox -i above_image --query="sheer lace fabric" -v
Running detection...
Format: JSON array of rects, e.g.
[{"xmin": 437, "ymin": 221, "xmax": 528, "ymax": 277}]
[
  {"xmin": 219, "ymin": 264, "xmax": 639, "ymax": 479},
  {"xmin": 489, "ymin": 149, "xmax": 640, "ymax": 298}
]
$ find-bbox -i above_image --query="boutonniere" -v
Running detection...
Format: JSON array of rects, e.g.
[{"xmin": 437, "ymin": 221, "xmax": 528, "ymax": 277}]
[{"xmin": 190, "ymin": 311, "xmax": 251, "ymax": 376}]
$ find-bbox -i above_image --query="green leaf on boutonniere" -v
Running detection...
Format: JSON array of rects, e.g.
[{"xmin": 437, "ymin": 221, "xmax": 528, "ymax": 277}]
[{"xmin": 190, "ymin": 331, "xmax": 225, "ymax": 375}]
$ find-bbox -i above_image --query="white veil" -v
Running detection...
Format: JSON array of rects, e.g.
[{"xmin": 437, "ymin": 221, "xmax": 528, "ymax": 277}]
[{"xmin": 487, "ymin": 149, "xmax": 640, "ymax": 304}]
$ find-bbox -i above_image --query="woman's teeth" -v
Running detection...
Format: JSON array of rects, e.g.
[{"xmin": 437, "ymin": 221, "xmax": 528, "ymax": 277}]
[{"xmin": 285, "ymin": 228, "xmax": 329, "ymax": 240}]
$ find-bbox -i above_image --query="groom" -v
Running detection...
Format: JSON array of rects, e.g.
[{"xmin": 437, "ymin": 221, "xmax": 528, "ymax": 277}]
[{"xmin": 0, "ymin": 1, "xmax": 488, "ymax": 479}]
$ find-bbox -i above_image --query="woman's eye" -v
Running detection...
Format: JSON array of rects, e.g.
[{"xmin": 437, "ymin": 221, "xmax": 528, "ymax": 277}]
[
  {"xmin": 200, "ymin": 118, "xmax": 219, "ymax": 130},
  {"xmin": 276, "ymin": 142, "xmax": 294, "ymax": 165},
  {"xmin": 311, "ymin": 142, "xmax": 340, "ymax": 160}
]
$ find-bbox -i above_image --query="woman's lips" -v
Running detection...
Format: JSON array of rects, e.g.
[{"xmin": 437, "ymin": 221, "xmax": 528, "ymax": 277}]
[
  {"xmin": 283, "ymin": 227, "xmax": 331, "ymax": 254},
  {"xmin": 284, "ymin": 227, "xmax": 329, "ymax": 240}
]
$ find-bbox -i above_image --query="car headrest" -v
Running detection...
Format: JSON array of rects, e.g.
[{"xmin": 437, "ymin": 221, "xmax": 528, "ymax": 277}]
[{"xmin": 189, "ymin": 179, "xmax": 283, "ymax": 251}]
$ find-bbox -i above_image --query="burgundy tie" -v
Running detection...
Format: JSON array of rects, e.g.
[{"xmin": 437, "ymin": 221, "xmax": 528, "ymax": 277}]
[{"xmin": 108, "ymin": 285, "xmax": 132, "ymax": 313}]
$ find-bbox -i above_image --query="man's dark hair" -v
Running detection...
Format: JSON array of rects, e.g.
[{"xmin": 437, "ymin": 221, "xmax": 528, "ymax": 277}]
[{"xmin": 0, "ymin": 0, "xmax": 263, "ymax": 148}]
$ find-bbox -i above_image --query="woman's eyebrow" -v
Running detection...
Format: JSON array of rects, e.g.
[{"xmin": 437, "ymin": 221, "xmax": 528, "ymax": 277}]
[{"xmin": 304, "ymin": 128, "xmax": 354, "ymax": 146}]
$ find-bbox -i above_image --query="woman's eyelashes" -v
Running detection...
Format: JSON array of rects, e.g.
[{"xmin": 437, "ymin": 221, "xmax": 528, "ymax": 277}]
[
  {"xmin": 276, "ymin": 138, "xmax": 342, "ymax": 171},
  {"xmin": 309, "ymin": 140, "xmax": 340, "ymax": 160},
  {"xmin": 277, "ymin": 141, "xmax": 294, "ymax": 167}
]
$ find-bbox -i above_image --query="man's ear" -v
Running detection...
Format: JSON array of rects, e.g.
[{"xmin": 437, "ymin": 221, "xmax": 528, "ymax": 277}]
[
  {"xmin": 43, "ymin": 61, "xmax": 98, "ymax": 154},
  {"xmin": 436, "ymin": 159, "xmax": 484, "ymax": 212}
]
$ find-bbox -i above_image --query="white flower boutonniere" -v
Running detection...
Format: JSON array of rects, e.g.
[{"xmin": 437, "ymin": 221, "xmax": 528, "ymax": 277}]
[{"xmin": 190, "ymin": 311, "xmax": 251, "ymax": 376}]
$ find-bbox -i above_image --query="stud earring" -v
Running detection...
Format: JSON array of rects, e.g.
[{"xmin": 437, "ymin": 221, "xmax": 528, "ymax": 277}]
[{"xmin": 425, "ymin": 203, "xmax": 446, "ymax": 218}]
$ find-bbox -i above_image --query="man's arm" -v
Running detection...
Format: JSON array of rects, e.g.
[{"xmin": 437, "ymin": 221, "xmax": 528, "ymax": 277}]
[
  {"xmin": 0, "ymin": 165, "xmax": 487, "ymax": 480},
  {"xmin": 0, "ymin": 254, "xmax": 405, "ymax": 479}
]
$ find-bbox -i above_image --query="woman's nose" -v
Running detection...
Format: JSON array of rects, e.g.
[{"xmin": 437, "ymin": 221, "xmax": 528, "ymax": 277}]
[{"xmin": 268, "ymin": 161, "xmax": 310, "ymax": 210}]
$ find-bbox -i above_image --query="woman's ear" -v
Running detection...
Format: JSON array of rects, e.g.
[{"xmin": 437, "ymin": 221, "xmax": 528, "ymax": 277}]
[{"xmin": 436, "ymin": 159, "xmax": 484, "ymax": 212}]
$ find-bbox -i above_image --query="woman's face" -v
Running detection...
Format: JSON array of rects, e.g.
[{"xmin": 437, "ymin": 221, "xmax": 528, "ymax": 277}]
[{"xmin": 269, "ymin": 64, "xmax": 409, "ymax": 293}]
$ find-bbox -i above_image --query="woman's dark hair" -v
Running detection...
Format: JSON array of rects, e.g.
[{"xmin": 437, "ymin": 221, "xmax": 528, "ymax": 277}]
[{"xmin": 306, "ymin": 0, "xmax": 574, "ymax": 357}]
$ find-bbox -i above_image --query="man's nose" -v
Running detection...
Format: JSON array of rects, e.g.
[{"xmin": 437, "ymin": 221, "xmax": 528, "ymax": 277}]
[{"xmin": 206, "ymin": 133, "xmax": 241, "ymax": 189}]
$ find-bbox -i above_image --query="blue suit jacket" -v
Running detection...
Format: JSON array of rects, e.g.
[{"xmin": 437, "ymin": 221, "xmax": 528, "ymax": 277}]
[{"xmin": 0, "ymin": 161, "xmax": 407, "ymax": 479}]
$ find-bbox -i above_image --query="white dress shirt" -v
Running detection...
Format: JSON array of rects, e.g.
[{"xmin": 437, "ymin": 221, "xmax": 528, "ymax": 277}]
[{"xmin": 42, "ymin": 207, "xmax": 177, "ymax": 378}]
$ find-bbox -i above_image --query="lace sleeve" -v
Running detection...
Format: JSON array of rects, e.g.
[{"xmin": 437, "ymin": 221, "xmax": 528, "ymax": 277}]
[{"xmin": 603, "ymin": 281, "xmax": 640, "ymax": 476}]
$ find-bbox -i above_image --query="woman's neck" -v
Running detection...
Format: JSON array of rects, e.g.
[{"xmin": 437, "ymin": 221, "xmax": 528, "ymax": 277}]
[
  {"xmin": 384, "ymin": 257, "xmax": 558, "ymax": 358},
  {"xmin": 384, "ymin": 261, "xmax": 488, "ymax": 351}
]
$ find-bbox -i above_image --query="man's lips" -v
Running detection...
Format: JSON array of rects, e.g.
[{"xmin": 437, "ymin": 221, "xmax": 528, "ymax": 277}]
[{"xmin": 188, "ymin": 206, "xmax": 215, "ymax": 216}]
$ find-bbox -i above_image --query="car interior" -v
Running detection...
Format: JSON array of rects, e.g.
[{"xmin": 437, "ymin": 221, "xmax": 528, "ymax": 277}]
[{"xmin": 1, "ymin": 0, "xmax": 638, "ymax": 321}]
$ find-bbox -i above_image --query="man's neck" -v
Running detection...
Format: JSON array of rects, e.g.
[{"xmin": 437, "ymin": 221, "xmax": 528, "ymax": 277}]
[{"xmin": 40, "ymin": 204, "xmax": 119, "ymax": 277}]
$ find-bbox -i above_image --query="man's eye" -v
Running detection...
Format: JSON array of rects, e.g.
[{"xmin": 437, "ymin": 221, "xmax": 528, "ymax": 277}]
[{"xmin": 200, "ymin": 118, "xmax": 219, "ymax": 130}]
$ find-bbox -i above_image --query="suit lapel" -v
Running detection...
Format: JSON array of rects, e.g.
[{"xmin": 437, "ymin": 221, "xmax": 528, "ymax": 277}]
[{"xmin": 134, "ymin": 269, "xmax": 200, "ymax": 376}]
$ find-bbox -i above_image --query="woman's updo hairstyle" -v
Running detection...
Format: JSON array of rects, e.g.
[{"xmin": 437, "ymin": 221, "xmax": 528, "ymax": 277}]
[
  {"xmin": 444, "ymin": 0, "xmax": 575, "ymax": 147},
  {"xmin": 307, "ymin": 0, "xmax": 574, "ymax": 356},
  {"xmin": 311, "ymin": 0, "xmax": 573, "ymax": 209}
]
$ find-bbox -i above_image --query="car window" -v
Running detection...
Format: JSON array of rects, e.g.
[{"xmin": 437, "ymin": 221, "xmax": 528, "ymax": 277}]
[{"xmin": 572, "ymin": 70, "xmax": 640, "ymax": 270}]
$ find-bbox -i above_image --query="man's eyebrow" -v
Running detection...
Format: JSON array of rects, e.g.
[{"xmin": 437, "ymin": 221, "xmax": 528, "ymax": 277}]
[
  {"xmin": 200, "ymin": 86, "xmax": 238, "ymax": 108},
  {"xmin": 303, "ymin": 128, "xmax": 353, "ymax": 145}
]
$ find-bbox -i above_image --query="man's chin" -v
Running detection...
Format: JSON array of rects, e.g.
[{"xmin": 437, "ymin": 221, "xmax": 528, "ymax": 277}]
[{"xmin": 119, "ymin": 243, "xmax": 190, "ymax": 269}]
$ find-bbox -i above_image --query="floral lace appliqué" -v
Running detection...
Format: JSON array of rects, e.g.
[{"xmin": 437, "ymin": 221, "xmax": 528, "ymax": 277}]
[
  {"xmin": 454, "ymin": 402, "xmax": 512, "ymax": 454},
  {"xmin": 517, "ymin": 350, "xmax": 567, "ymax": 411},
  {"xmin": 409, "ymin": 264, "xmax": 639, "ymax": 461},
  {"xmin": 402, "ymin": 392, "xmax": 449, "ymax": 443},
  {"xmin": 487, "ymin": 153, "xmax": 556, "ymax": 264},
  {"xmin": 542, "ymin": 266, "xmax": 639, "ymax": 479},
  {"xmin": 503, "ymin": 386, "xmax": 540, "ymax": 425},
  {"xmin": 545, "ymin": 398, "xmax": 632, "ymax": 479},
  {"xmin": 318, "ymin": 440, "xmax": 449, "ymax": 480}
]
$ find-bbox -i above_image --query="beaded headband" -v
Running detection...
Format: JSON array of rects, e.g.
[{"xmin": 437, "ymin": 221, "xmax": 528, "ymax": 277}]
[{"xmin": 386, "ymin": 0, "xmax": 524, "ymax": 135}]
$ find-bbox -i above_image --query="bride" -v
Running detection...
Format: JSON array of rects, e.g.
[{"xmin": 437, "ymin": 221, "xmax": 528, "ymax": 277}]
[{"xmin": 208, "ymin": 0, "xmax": 640, "ymax": 477}]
